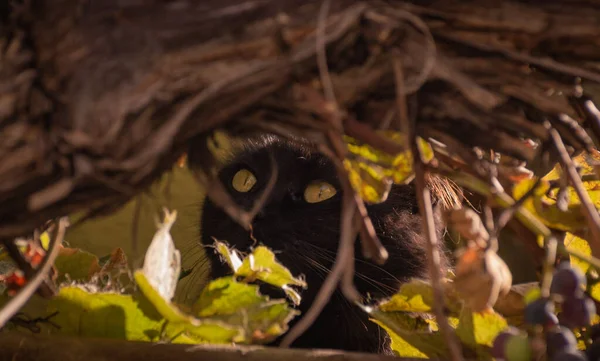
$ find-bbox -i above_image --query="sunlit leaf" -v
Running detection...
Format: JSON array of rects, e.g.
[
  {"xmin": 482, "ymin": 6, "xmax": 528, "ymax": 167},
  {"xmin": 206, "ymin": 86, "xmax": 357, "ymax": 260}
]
[
  {"xmin": 455, "ymin": 307, "xmax": 507, "ymax": 360},
  {"xmin": 366, "ymin": 305, "xmax": 448, "ymax": 358},
  {"xmin": 514, "ymin": 152, "xmax": 600, "ymax": 233},
  {"xmin": 214, "ymin": 240, "xmax": 244, "ymax": 272},
  {"xmin": 216, "ymin": 242, "xmax": 307, "ymax": 305},
  {"xmin": 543, "ymin": 152, "xmax": 600, "ymax": 181},
  {"xmin": 343, "ymin": 132, "xmax": 434, "ymax": 204},
  {"xmin": 195, "ymin": 277, "xmax": 301, "ymax": 341},
  {"xmin": 566, "ymin": 233, "xmax": 593, "ymax": 275},
  {"xmin": 46, "ymin": 286, "xmax": 164, "ymax": 341},
  {"xmin": 137, "ymin": 271, "xmax": 296, "ymax": 344},
  {"xmin": 378, "ymin": 279, "xmax": 462, "ymax": 314},
  {"xmin": 344, "ymin": 158, "xmax": 393, "ymax": 204},
  {"xmin": 372, "ymin": 319, "xmax": 429, "ymax": 358}
]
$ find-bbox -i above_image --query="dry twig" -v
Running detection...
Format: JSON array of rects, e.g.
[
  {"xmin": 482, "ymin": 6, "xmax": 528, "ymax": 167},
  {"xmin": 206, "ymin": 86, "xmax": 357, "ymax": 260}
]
[
  {"xmin": 414, "ymin": 153, "xmax": 464, "ymax": 361},
  {"xmin": 549, "ymin": 127, "xmax": 600, "ymax": 258}
]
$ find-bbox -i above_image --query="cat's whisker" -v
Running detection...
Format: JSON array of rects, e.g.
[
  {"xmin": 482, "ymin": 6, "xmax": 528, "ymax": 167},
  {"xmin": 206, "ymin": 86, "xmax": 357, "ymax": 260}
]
[
  {"xmin": 177, "ymin": 256, "xmax": 211, "ymax": 303},
  {"xmin": 296, "ymin": 240, "xmax": 403, "ymax": 288},
  {"xmin": 299, "ymin": 250, "xmax": 397, "ymax": 296}
]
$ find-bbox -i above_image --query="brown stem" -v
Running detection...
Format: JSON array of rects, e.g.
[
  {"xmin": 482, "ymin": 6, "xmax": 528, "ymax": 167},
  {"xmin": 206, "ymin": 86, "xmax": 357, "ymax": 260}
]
[{"xmin": 414, "ymin": 160, "xmax": 464, "ymax": 361}]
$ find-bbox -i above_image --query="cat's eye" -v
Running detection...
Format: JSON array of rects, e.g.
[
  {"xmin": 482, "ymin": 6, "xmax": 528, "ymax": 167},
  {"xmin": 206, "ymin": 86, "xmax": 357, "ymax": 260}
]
[
  {"xmin": 232, "ymin": 169, "xmax": 257, "ymax": 193},
  {"xmin": 304, "ymin": 181, "xmax": 337, "ymax": 203}
]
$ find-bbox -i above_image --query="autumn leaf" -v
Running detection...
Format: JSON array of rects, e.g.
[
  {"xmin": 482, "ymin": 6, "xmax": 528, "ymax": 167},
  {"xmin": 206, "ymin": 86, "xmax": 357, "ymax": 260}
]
[{"xmin": 343, "ymin": 132, "xmax": 434, "ymax": 204}]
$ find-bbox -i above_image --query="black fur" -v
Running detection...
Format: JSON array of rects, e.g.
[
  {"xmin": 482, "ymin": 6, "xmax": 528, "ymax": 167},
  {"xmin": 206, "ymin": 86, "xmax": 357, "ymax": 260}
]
[{"xmin": 196, "ymin": 135, "xmax": 448, "ymax": 353}]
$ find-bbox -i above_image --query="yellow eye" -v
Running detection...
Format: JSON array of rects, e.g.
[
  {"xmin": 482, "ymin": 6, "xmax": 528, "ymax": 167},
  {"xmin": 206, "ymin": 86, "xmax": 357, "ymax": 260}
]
[
  {"xmin": 232, "ymin": 169, "xmax": 257, "ymax": 193},
  {"xmin": 304, "ymin": 181, "xmax": 337, "ymax": 203}
]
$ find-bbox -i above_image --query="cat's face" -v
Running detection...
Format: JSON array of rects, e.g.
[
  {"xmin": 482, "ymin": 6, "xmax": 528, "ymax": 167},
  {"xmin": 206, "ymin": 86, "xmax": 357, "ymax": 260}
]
[{"xmin": 199, "ymin": 136, "xmax": 441, "ymax": 302}]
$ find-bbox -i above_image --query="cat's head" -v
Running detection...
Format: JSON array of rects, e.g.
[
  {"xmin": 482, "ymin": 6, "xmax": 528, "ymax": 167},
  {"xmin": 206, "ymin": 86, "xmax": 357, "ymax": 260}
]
[{"xmin": 195, "ymin": 134, "xmax": 459, "ymax": 301}]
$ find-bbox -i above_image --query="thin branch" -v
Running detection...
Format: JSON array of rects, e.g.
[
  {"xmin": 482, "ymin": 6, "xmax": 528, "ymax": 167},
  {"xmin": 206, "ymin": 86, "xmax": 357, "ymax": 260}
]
[
  {"xmin": 131, "ymin": 196, "xmax": 143, "ymax": 269},
  {"xmin": 316, "ymin": 0, "xmax": 336, "ymax": 108},
  {"xmin": 540, "ymin": 236, "xmax": 558, "ymax": 298},
  {"xmin": 394, "ymin": 33, "xmax": 462, "ymax": 357},
  {"xmin": 392, "ymin": 55, "xmax": 409, "ymax": 134},
  {"xmin": 0, "ymin": 218, "xmax": 68, "ymax": 328},
  {"xmin": 365, "ymin": 7, "xmax": 437, "ymax": 94},
  {"xmin": 549, "ymin": 127, "xmax": 600, "ymax": 258},
  {"xmin": 492, "ymin": 177, "xmax": 543, "ymax": 242},
  {"xmin": 435, "ymin": 32, "xmax": 600, "ymax": 84},
  {"xmin": 279, "ymin": 191, "xmax": 357, "ymax": 347},
  {"xmin": 414, "ymin": 159, "xmax": 464, "ymax": 361},
  {"xmin": 548, "ymin": 173, "xmax": 599, "ymax": 188},
  {"xmin": 248, "ymin": 153, "xmax": 278, "ymax": 221}
]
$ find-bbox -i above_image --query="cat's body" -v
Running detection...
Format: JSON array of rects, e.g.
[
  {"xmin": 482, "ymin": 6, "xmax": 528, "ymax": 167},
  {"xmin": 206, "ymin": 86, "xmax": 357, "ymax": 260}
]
[{"xmin": 194, "ymin": 135, "xmax": 454, "ymax": 354}]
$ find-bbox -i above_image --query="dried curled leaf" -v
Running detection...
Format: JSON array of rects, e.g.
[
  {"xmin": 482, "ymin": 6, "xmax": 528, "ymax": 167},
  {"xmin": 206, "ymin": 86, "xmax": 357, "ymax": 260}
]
[
  {"xmin": 453, "ymin": 246, "xmax": 512, "ymax": 312},
  {"xmin": 141, "ymin": 209, "xmax": 180, "ymax": 302},
  {"xmin": 444, "ymin": 208, "xmax": 490, "ymax": 245}
]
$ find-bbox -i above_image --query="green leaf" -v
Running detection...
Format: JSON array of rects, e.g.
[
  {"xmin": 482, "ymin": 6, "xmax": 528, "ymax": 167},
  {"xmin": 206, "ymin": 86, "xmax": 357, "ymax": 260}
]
[
  {"xmin": 46, "ymin": 286, "xmax": 161, "ymax": 341},
  {"xmin": 215, "ymin": 241, "xmax": 307, "ymax": 305},
  {"xmin": 192, "ymin": 277, "xmax": 299, "ymax": 343},
  {"xmin": 54, "ymin": 247, "xmax": 101, "ymax": 283},
  {"xmin": 214, "ymin": 240, "xmax": 244, "ymax": 271},
  {"xmin": 134, "ymin": 270, "xmax": 190, "ymax": 323},
  {"xmin": 193, "ymin": 277, "xmax": 266, "ymax": 316},
  {"xmin": 134, "ymin": 270, "xmax": 245, "ymax": 343}
]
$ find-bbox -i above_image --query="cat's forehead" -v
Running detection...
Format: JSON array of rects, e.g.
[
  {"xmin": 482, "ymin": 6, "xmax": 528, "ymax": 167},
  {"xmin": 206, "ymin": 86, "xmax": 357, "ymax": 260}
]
[{"xmin": 234, "ymin": 136, "xmax": 331, "ymax": 168}]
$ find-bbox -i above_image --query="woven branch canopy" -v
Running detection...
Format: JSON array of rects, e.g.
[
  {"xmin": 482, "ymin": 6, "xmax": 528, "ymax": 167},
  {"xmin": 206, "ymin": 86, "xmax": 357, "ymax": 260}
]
[{"xmin": 2, "ymin": 0, "xmax": 600, "ymax": 239}]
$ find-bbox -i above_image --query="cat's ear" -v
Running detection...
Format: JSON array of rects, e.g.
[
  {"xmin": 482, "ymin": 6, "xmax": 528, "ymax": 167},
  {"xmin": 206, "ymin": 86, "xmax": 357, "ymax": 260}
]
[{"xmin": 425, "ymin": 174, "xmax": 463, "ymax": 211}]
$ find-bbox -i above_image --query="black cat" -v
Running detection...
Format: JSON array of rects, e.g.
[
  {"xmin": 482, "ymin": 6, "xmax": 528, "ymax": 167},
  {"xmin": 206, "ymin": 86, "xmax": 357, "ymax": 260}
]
[{"xmin": 193, "ymin": 135, "xmax": 456, "ymax": 354}]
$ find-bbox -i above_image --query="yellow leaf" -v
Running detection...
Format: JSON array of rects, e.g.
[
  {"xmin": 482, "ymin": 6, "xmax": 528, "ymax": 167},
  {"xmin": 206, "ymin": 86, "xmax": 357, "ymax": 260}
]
[
  {"xmin": 565, "ymin": 233, "xmax": 592, "ymax": 274},
  {"xmin": 343, "ymin": 132, "xmax": 434, "ymax": 204},
  {"xmin": 513, "ymin": 179, "xmax": 590, "ymax": 232},
  {"xmin": 543, "ymin": 152, "xmax": 600, "ymax": 181}
]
